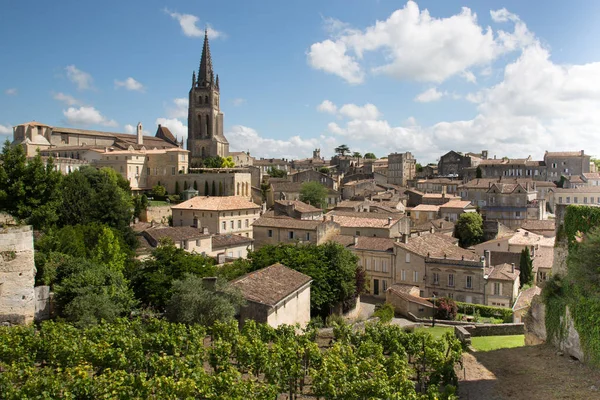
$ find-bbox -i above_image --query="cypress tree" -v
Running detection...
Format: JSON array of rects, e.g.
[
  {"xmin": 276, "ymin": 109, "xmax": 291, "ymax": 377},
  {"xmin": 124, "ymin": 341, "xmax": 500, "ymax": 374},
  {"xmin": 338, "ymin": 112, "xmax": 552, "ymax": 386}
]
[
  {"xmin": 211, "ymin": 181, "xmax": 216, "ymax": 196},
  {"xmin": 519, "ymin": 248, "xmax": 533, "ymax": 287}
]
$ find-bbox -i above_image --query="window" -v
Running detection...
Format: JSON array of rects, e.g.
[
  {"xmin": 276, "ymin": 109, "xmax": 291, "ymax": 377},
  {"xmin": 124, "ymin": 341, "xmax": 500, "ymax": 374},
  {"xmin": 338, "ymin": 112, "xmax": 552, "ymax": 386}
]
[
  {"xmin": 306, "ymin": 232, "xmax": 310, "ymax": 241},
  {"xmin": 222, "ymin": 222, "xmax": 226, "ymax": 231},
  {"xmin": 448, "ymin": 293, "xmax": 454, "ymax": 299},
  {"xmin": 592, "ymin": 197, "xmax": 595, "ymax": 204},
  {"xmin": 356, "ymin": 230, "xmax": 360, "ymax": 236},
  {"xmin": 494, "ymin": 282, "xmax": 501, "ymax": 295},
  {"xmin": 237, "ymin": 220, "xmax": 242, "ymax": 229},
  {"xmin": 245, "ymin": 219, "xmax": 249, "ymax": 227},
  {"xmin": 559, "ymin": 197, "xmax": 563, "ymax": 203},
  {"xmin": 448, "ymin": 274, "xmax": 455, "ymax": 287},
  {"xmin": 382, "ymin": 260, "xmax": 388, "ymax": 273},
  {"xmin": 366, "ymin": 259, "xmax": 371, "ymax": 271},
  {"xmin": 515, "ymin": 211, "xmax": 521, "ymax": 218},
  {"xmin": 405, "ymin": 253, "xmax": 411, "ymax": 263},
  {"xmin": 401, "ymin": 270, "xmax": 406, "ymax": 281},
  {"xmin": 374, "ymin": 260, "xmax": 380, "ymax": 272},
  {"xmin": 413, "ymin": 271, "xmax": 419, "ymax": 283},
  {"xmin": 574, "ymin": 197, "xmax": 578, "ymax": 204},
  {"xmin": 433, "ymin": 272, "xmax": 439, "ymax": 285},
  {"xmin": 466, "ymin": 276, "xmax": 473, "ymax": 289},
  {"xmin": 566, "ymin": 197, "xmax": 571, "ymax": 204},
  {"xmin": 230, "ymin": 221, "xmax": 234, "ymax": 229},
  {"xmin": 146, "ymin": 167, "xmax": 150, "ymax": 176},
  {"xmin": 268, "ymin": 229, "xmax": 273, "ymax": 238},
  {"xmin": 171, "ymin": 167, "xmax": 176, "ymax": 175},
  {"xmin": 289, "ymin": 231, "xmax": 295, "ymax": 239},
  {"xmin": 382, "ymin": 280, "xmax": 387, "ymax": 292},
  {"xmin": 584, "ymin": 197, "xmax": 588, "ymax": 204}
]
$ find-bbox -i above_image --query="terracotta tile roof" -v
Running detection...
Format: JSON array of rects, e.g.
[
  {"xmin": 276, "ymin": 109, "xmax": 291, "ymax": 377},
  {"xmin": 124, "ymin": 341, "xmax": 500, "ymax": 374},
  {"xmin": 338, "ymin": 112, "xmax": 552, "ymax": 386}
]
[
  {"xmin": 395, "ymin": 233, "xmax": 478, "ymax": 261},
  {"xmin": 387, "ymin": 285, "xmax": 434, "ymax": 308},
  {"xmin": 416, "ymin": 178, "xmax": 458, "ymax": 184},
  {"xmin": 231, "ymin": 263, "xmax": 312, "ymax": 306},
  {"xmin": 171, "ymin": 196, "xmax": 260, "ymax": 211},
  {"xmin": 325, "ymin": 211, "xmax": 403, "ymax": 228},
  {"xmin": 155, "ymin": 124, "xmax": 177, "ymax": 143},
  {"xmin": 144, "ymin": 226, "xmax": 210, "ymax": 244},
  {"xmin": 422, "ymin": 193, "xmax": 461, "ymax": 199},
  {"xmin": 271, "ymin": 181, "xmax": 303, "ymax": 193},
  {"xmin": 254, "ymin": 158, "xmax": 290, "ymax": 166},
  {"xmin": 388, "ymin": 283, "xmax": 420, "ymax": 295},
  {"xmin": 412, "ymin": 218, "xmax": 455, "ymax": 233},
  {"xmin": 490, "ymin": 251, "xmax": 521, "ymax": 269},
  {"xmin": 275, "ymin": 200, "xmax": 321, "ymax": 213},
  {"xmin": 329, "ymin": 234, "xmax": 356, "ymax": 248},
  {"xmin": 513, "ymin": 286, "xmax": 542, "ymax": 311},
  {"xmin": 485, "ymin": 263, "xmax": 520, "ymax": 281},
  {"xmin": 212, "ymin": 234, "xmax": 254, "ymax": 249},
  {"xmin": 440, "ymin": 200, "xmax": 474, "ymax": 209},
  {"xmin": 508, "ymin": 229, "xmax": 554, "ymax": 247},
  {"xmin": 252, "ymin": 214, "xmax": 322, "ymax": 230},
  {"xmin": 354, "ymin": 236, "xmax": 396, "ymax": 252},
  {"xmin": 567, "ymin": 175, "xmax": 585, "ymax": 183},
  {"xmin": 520, "ymin": 220, "xmax": 555, "ymax": 232},
  {"xmin": 553, "ymin": 186, "xmax": 600, "ymax": 193},
  {"xmin": 532, "ymin": 246, "xmax": 554, "ymax": 272},
  {"xmin": 343, "ymin": 179, "xmax": 374, "ymax": 186},
  {"xmin": 583, "ymin": 172, "xmax": 600, "ymax": 180},
  {"xmin": 19, "ymin": 121, "xmax": 51, "ymax": 127},
  {"xmin": 459, "ymin": 178, "xmax": 546, "ymax": 190},
  {"xmin": 335, "ymin": 200, "xmax": 365, "ymax": 208},
  {"xmin": 412, "ymin": 204, "xmax": 440, "ymax": 212}
]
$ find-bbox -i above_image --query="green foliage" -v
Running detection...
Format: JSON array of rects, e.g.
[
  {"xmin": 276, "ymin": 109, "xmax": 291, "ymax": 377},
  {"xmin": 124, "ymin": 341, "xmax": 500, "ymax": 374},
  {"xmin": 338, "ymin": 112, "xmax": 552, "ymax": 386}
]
[
  {"xmin": 373, "ymin": 302, "xmax": 395, "ymax": 323},
  {"xmin": 246, "ymin": 242, "xmax": 364, "ymax": 317},
  {"xmin": 318, "ymin": 166, "xmax": 329, "ymax": 174},
  {"xmin": 299, "ymin": 181, "xmax": 328, "ymax": 209},
  {"xmin": 476, "ymin": 166, "xmax": 482, "ymax": 179},
  {"xmin": 0, "ymin": 141, "xmax": 63, "ymax": 229},
  {"xmin": 435, "ymin": 297, "xmax": 458, "ymax": 320},
  {"xmin": 470, "ymin": 335, "xmax": 524, "ymax": 351},
  {"xmin": 129, "ymin": 239, "xmax": 217, "ymax": 310},
  {"xmin": 334, "ymin": 144, "xmax": 350, "ymax": 157},
  {"xmin": 364, "ymin": 152, "xmax": 377, "ymax": 159},
  {"xmin": 53, "ymin": 257, "xmax": 137, "ymax": 327},
  {"xmin": 266, "ymin": 166, "xmax": 287, "ymax": 178},
  {"xmin": 175, "ymin": 181, "xmax": 180, "ymax": 195},
  {"xmin": 519, "ymin": 248, "xmax": 534, "ymax": 287},
  {"xmin": 166, "ymin": 275, "xmax": 245, "ymax": 326},
  {"xmin": 152, "ymin": 183, "xmax": 166, "ymax": 197},
  {"xmin": 562, "ymin": 205, "xmax": 600, "ymax": 250},
  {"xmin": 133, "ymin": 194, "xmax": 148, "ymax": 219},
  {"xmin": 203, "ymin": 156, "xmax": 224, "ymax": 168},
  {"xmin": 455, "ymin": 301, "xmax": 513, "ymax": 323},
  {"xmin": 221, "ymin": 156, "xmax": 235, "ymax": 168},
  {"xmin": 0, "ymin": 319, "xmax": 461, "ymax": 399},
  {"xmin": 416, "ymin": 163, "xmax": 423, "ymax": 173},
  {"xmin": 455, "ymin": 212, "xmax": 484, "ymax": 248},
  {"xmin": 352, "ymin": 151, "xmax": 361, "ymax": 159}
]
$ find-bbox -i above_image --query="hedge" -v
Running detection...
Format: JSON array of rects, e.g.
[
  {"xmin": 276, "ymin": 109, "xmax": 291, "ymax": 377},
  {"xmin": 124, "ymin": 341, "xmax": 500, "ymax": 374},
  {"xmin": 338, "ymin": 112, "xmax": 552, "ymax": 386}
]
[{"xmin": 455, "ymin": 301, "xmax": 513, "ymax": 323}]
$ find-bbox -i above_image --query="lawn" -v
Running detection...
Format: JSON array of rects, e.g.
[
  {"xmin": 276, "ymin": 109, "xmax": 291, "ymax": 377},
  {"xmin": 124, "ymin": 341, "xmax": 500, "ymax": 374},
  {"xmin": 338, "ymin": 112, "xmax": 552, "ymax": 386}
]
[
  {"xmin": 149, "ymin": 200, "xmax": 169, "ymax": 207},
  {"xmin": 470, "ymin": 335, "xmax": 525, "ymax": 351},
  {"xmin": 414, "ymin": 326, "xmax": 454, "ymax": 340}
]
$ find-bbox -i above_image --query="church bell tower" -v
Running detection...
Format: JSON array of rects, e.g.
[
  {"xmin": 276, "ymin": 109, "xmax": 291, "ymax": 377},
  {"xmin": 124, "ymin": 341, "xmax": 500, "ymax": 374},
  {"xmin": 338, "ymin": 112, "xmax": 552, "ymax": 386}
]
[{"xmin": 187, "ymin": 29, "xmax": 229, "ymax": 167}]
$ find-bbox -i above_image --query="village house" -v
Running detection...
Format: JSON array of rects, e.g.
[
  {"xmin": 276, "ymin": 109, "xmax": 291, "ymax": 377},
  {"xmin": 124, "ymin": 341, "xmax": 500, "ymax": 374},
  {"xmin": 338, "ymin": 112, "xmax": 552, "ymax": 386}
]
[
  {"xmin": 405, "ymin": 189, "xmax": 461, "ymax": 207},
  {"xmin": 387, "ymin": 152, "xmax": 416, "ymax": 186},
  {"xmin": 484, "ymin": 263, "xmax": 520, "ymax": 308},
  {"xmin": 386, "ymin": 284, "xmax": 434, "ymax": 319},
  {"xmin": 437, "ymin": 150, "xmax": 483, "ymax": 178},
  {"xmin": 231, "ymin": 263, "xmax": 312, "ymax": 328},
  {"xmin": 550, "ymin": 186, "xmax": 600, "ymax": 209},
  {"xmin": 415, "ymin": 178, "xmax": 459, "ymax": 194},
  {"xmin": 171, "ymin": 196, "xmax": 261, "ymax": 238},
  {"xmin": 458, "ymin": 178, "xmax": 555, "ymax": 209},
  {"xmin": 269, "ymin": 181, "xmax": 341, "ymax": 209},
  {"xmin": 481, "ymin": 181, "xmax": 544, "ymax": 229},
  {"xmin": 325, "ymin": 210, "xmax": 410, "ymax": 238},
  {"xmin": 463, "ymin": 157, "xmax": 547, "ymax": 181},
  {"xmin": 544, "ymin": 150, "xmax": 590, "ymax": 181},
  {"xmin": 230, "ymin": 151, "xmax": 254, "ymax": 166},
  {"xmin": 290, "ymin": 149, "xmax": 330, "ymax": 171},
  {"xmin": 290, "ymin": 169, "xmax": 337, "ymax": 190},
  {"xmin": 412, "ymin": 219, "xmax": 456, "ymax": 236},
  {"xmin": 438, "ymin": 200, "xmax": 477, "ymax": 222},
  {"xmin": 409, "ymin": 204, "xmax": 440, "ymax": 225}
]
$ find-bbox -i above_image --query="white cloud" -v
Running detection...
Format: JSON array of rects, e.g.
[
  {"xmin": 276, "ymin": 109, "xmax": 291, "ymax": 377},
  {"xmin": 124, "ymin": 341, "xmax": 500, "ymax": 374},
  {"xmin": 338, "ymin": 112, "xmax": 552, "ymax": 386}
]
[
  {"xmin": 461, "ymin": 70, "xmax": 477, "ymax": 83},
  {"xmin": 5, "ymin": 88, "xmax": 17, "ymax": 96},
  {"xmin": 165, "ymin": 98, "xmax": 188, "ymax": 118},
  {"xmin": 227, "ymin": 125, "xmax": 321, "ymax": 159},
  {"xmin": 155, "ymin": 117, "xmax": 187, "ymax": 142},
  {"xmin": 339, "ymin": 103, "xmax": 381, "ymax": 119},
  {"xmin": 63, "ymin": 106, "xmax": 117, "ymax": 127},
  {"xmin": 232, "ymin": 98, "xmax": 246, "ymax": 106},
  {"xmin": 114, "ymin": 77, "xmax": 145, "ymax": 92},
  {"xmin": 53, "ymin": 92, "xmax": 81, "ymax": 106},
  {"xmin": 465, "ymin": 91, "xmax": 484, "ymax": 103},
  {"xmin": 414, "ymin": 88, "xmax": 445, "ymax": 103},
  {"xmin": 65, "ymin": 65, "xmax": 93, "ymax": 90},
  {"xmin": 0, "ymin": 124, "xmax": 11, "ymax": 134},
  {"xmin": 308, "ymin": 1, "xmax": 533, "ymax": 84},
  {"xmin": 317, "ymin": 100, "xmax": 337, "ymax": 114},
  {"xmin": 124, "ymin": 123, "xmax": 149, "ymax": 135},
  {"xmin": 164, "ymin": 9, "xmax": 222, "ymax": 38},
  {"xmin": 490, "ymin": 8, "xmax": 519, "ymax": 23}
]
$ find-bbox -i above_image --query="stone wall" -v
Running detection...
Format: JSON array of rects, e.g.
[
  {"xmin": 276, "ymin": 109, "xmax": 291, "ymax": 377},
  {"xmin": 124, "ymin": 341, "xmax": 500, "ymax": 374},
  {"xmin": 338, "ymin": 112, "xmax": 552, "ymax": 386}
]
[
  {"xmin": 464, "ymin": 322, "xmax": 524, "ymax": 337},
  {"xmin": 0, "ymin": 225, "xmax": 35, "ymax": 325},
  {"xmin": 524, "ymin": 294, "xmax": 547, "ymax": 345},
  {"xmin": 141, "ymin": 205, "xmax": 172, "ymax": 224}
]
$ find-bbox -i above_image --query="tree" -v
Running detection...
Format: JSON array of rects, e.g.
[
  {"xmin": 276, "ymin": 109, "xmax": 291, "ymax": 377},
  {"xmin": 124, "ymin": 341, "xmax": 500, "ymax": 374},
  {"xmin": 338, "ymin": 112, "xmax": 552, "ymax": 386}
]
[
  {"xmin": 476, "ymin": 166, "xmax": 483, "ymax": 179},
  {"xmin": 299, "ymin": 181, "xmax": 328, "ymax": 209},
  {"xmin": 318, "ymin": 166, "xmax": 329, "ymax": 174},
  {"xmin": 53, "ymin": 256, "xmax": 137, "ymax": 327},
  {"xmin": 0, "ymin": 141, "xmax": 62, "ymax": 229},
  {"xmin": 129, "ymin": 239, "xmax": 217, "ymax": 310},
  {"xmin": 166, "ymin": 275, "xmax": 245, "ymax": 326},
  {"xmin": 221, "ymin": 156, "xmax": 235, "ymax": 168},
  {"xmin": 267, "ymin": 166, "xmax": 287, "ymax": 178},
  {"xmin": 246, "ymin": 242, "xmax": 364, "ymax": 317},
  {"xmin": 416, "ymin": 163, "xmax": 423, "ymax": 173},
  {"xmin": 519, "ymin": 248, "xmax": 533, "ymax": 287},
  {"xmin": 335, "ymin": 144, "xmax": 350, "ymax": 157},
  {"xmin": 92, "ymin": 226, "xmax": 127, "ymax": 273},
  {"xmin": 203, "ymin": 156, "xmax": 223, "ymax": 168},
  {"xmin": 364, "ymin": 152, "xmax": 377, "ymax": 159},
  {"xmin": 455, "ymin": 212, "xmax": 484, "ymax": 248},
  {"xmin": 175, "ymin": 181, "xmax": 180, "ymax": 195},
  {"xmin": 152, "ymin": 184, "xmax": 166, "ymax": 197},
  {"xmin": 435, "ymin": 297, "xmax": 458, "ymax": 320}
]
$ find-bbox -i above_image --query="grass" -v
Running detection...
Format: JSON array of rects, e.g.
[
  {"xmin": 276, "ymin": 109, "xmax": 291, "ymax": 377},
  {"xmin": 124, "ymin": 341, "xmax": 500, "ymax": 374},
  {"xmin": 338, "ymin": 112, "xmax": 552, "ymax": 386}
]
[
  {"xmin": 471, "ymin": 335, "xmax": 525, "ymax": 351},
  {"xmin": 414, "ymin": 326, "xmax": 454, "ymax": 340},
  {"xmin": 149, "ymin": 200, "xmax": 169, "ymax": 207}
]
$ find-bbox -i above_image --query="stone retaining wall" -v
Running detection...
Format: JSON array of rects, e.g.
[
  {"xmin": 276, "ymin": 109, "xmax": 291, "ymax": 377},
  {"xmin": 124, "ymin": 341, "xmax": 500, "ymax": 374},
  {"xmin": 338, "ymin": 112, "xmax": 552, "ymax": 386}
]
[{"xmin": 141, "ymin": 205, "xmax": 172, "ymax": 224}]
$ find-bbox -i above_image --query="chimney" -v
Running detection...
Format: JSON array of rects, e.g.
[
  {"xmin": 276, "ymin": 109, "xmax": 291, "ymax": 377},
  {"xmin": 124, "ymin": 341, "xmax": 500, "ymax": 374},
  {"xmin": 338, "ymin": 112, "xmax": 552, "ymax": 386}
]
[
  {"xmin": 353, "ymin": 235, "xmax": 358, "ymax": 246},
  {"xmin": 484, "ymin": 250, "xmax": 491, "ymax": 267},
  {"xmin": 402, "ymin": 233, "xmax": 408, "ymax": 244},
  {"xmin": 511, "ymin": 263, "xmax": 515, "ymax": 273},
  {"xmin": 430, "ymin": 226, "xmax": 435, "ymax": 234},
  {"xmin": 387, "ymin": 217, "xmax": 392, "ymax": 225},
  {"xmin": 137, "ymin": 122, "xmax": 143, "ymax": 145},
  {"xmin": 202, "ymin": 227, "xmax": 209, "ymax": 234}
]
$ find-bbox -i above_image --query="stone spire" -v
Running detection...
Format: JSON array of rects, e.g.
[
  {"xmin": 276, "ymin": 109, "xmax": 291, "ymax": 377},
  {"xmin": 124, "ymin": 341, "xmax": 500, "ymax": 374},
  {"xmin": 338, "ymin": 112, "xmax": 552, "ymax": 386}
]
[
  {"xmin": 215, "ymin": 74, "xmax": 219, "ymax": 90},
  {"xmin": 192, "ymin": 71, "xmax": 196, "ymax": 86},
  {"xmin": 198, "ymin": 28, "xmax": 214, "ymax": 87}
]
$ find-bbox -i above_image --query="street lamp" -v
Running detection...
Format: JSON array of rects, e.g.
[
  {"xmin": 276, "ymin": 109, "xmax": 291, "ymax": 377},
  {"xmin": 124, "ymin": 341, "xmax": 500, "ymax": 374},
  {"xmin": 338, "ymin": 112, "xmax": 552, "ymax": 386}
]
[{"xmin": 432, "ymin": 294, "xmax": 436, "ymax": 327}]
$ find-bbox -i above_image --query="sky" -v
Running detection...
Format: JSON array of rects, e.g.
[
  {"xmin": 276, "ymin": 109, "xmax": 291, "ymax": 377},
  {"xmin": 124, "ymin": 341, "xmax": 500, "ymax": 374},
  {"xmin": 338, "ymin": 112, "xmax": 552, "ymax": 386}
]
[{"xmin": 2, "ymin": 0, "xmax": 600, "ymax": 164}]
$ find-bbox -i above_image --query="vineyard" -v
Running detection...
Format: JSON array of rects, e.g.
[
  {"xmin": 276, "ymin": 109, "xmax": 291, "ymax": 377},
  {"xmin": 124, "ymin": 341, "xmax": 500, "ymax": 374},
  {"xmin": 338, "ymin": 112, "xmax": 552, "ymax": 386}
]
[{"xmin": 0, "ymin": 318, "xmax": 462, "ymax": 399}]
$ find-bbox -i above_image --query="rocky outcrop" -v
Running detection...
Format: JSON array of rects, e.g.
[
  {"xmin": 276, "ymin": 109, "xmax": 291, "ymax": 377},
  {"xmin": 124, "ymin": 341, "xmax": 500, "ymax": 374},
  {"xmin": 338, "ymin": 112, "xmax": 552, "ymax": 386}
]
[
  {"xmin": 524, "ymin": 294, "xmax": 546, "ymax": 345},
  {"xmin": 557, "ymin": 306, "xmax": 585, "ymax": 361}
]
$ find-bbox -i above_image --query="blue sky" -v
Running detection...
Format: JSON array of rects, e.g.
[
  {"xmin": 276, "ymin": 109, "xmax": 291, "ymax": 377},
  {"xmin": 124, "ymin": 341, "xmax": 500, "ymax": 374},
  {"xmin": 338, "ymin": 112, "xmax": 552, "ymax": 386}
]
[{"xmin": 2, "ymin": 0, "xmax": 600, "ymax": 163}]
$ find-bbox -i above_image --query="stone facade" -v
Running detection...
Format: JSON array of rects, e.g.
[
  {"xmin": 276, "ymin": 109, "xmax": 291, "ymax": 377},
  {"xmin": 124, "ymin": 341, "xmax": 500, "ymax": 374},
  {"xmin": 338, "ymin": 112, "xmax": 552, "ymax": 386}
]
[
  {"xmin": 544, "ymin": 151, "xmax": 590, "ymax": 181},
  {"xmin": 0, "ymin": 225, "xmax": 35, "ymax": 325},
  {"xmin": 387, "ymin": 152, "xmax": 416, "ymax": 186},
  {"xmin": 437, "ymin": 151, "xmax": 472, "ymax": 178}
]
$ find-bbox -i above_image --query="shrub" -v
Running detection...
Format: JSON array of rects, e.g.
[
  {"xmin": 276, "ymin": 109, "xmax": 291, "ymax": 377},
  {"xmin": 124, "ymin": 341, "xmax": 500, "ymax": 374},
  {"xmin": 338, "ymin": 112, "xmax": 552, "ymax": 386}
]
[
  {"xmin": 455, "ymin": 301, "xmax": 513, "ymax": 323},
  {"xmin": 435, "ymin": 297, "xmax": 458, "ymax": 320},
  {"xmin": 325, "ymin": 314, "xmax": 345, "ymax": 327},
  {"xmin": 373, "ymin": 302, "xmax": 395, "ymax": 323}
]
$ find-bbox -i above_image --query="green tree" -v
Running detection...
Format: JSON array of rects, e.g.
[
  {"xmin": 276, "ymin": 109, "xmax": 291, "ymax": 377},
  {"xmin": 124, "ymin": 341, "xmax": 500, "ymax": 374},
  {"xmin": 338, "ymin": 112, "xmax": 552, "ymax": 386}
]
[
  {"xmin": 455, "ymin": 212, "xmax": 484, "ymax": 248},
  {"xmin": 129, "ymin": 239, "xmax": 217, "ymax": 310},
  {"xmin": 476, "ymin": 166, "xmax": 483, "ymax": 179},
  {"xmin": 299, "ymin": 181, "xmax": 328, "ymax": 209},
  {"xmin": 221, "ymin": 156, "xmax": 235, "ymax": 168},
  {"xmin": 175, "ymin": 181, "xmax": 180, "ymax": 195},
  {"xmin": 260, "ymin": 180, "xmax": 271, "ymax": 202},
  {"xmin": 364, "ymin": 152, "xmax": 377, "ymax": 159},
  {"xmin": 519, "ymin": 248, "xmax": 534, "ymax": 287},
  {"xmin": 203, "ymin": 156, "xmax": 224, "ymax": 168},
  {"xmin": 246, "ymin": 242, "xmax": 363, "ymax": 317},
  {"xmin": 416, "ymin": 163, "xmax": 423, "ymax": 173},
  {"xmin": 267, "ymin": 166, "xmax": 287, "ymax": 178},
  {"xmin": 166, "ymin": 275, "xmax": 245, "ymax": 326},
  {"xmin": 205, "ymin": 181, "xmax": 209, "ymax": 195},
  {"xmin": 53, "ymin": 256, "xmax": 137, "ymax": 327},
  {"xmin": 318, "ymin": 166, "xmax": 329, "ymax": 174},
  {"xmin": 0, "ymin": 141, "xmax": 62, "ymax": 229},
  {"xmin": 335, "ymin": 144, "xmax": 350, "ymax": 157},
  {"xmin": 152, "ymin": 184, "xmax": 166, "ymax": 197},
  {"xmin": 93, "ymin": 226, "xmax": 127, "ymax": 273}
]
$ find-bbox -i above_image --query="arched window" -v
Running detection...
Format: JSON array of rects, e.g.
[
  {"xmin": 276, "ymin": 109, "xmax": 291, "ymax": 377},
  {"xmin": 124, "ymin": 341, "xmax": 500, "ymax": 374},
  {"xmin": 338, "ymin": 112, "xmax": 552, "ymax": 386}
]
[
  {"xmin": 205, "ymin": 95, "xmax": 208, "ymax": 104},
  {"xmin": 206, "ymin": 116, "xmax": 210, "ymax": 137},
  {"xmin": 198, "ymin": 115, "xmax": 202, "ymax": 137},
  {"xmin": 236, "ymin": 182, "xmax": 240, "ymax": 196},
  {"xmin": 201, "ymin": 147, "xmax": 205, "ymax": 157}
]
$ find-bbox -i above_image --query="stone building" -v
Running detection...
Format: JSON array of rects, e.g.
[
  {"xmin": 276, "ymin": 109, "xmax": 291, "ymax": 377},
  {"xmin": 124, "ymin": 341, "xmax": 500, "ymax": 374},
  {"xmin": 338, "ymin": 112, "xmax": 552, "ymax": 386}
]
[
  {"xmin": 544, "ymin": 150, "xmax": 590, "ymax": 181},
  {"xmin": 484, "ymin": 263, "xmax": 520, "ymax": 308},
  {"xmin": 325, "ymin": 210, "xmax": 410, "ymax": 238},
  {"xmin": 187, "ymin": 30, "xmax": 229, "ymax": 165},
  {"xmin": 387, "ymin": 152, "xmax": 416, "ymax": 186},
  {"xmin": 462, "ymin": 157, "xmax": 547, "ymax": 181},
  {"xmin": 437, "ymin": 151, "xmax": 474, "ymax": 178},
  {"xmin": 481, "ymin": 182, "xmax": 542, "ymax": 229},
  {"xmin": 230, "ymin": 151, "xmax": 254, "ymax": 167},
  {"xmin": 290, "ymin": 169, "xmax": 337, "ymax": 190},
  {"xmin": 171, "ymin": 196, "xmax": 260, "ymax": 237},
  {"xmin": 386, "ymin": 284, "xmax": 433, "ymax": 319},
  {"xmin": 0, "ymin": 225, "xmax": 35, "ymax": 325},
  {"xmin": 232, "ymin": 263, "xmax": 312, "ymax": 328}
]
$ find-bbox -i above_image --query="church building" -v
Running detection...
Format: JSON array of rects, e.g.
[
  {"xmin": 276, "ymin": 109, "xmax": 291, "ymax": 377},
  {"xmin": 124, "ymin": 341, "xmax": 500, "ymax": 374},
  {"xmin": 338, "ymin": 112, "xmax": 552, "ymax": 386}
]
[{"xmin": 187, "ymin": 29, "xmax": 229, "ymax": 167}]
